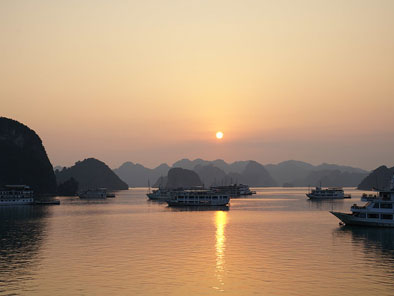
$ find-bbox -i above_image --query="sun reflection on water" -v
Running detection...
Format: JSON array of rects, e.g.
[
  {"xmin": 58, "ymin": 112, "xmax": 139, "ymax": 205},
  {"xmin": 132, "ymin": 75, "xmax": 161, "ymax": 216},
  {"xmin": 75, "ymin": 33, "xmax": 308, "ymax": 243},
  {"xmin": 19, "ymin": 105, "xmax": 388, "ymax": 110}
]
[{"xmin": 214, "ymin": 211, "xmax": 227, "ymax": 291}]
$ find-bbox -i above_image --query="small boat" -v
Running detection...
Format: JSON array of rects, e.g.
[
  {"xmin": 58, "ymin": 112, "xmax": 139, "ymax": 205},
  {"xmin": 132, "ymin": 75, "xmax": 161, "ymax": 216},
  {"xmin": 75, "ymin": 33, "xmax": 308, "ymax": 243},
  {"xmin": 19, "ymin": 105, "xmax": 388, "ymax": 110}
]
[
  {"xmin": 147, "ymin": 188, "xmax": 175, "ymax": 201},
  {"xmin": 166, "ymin": 190, "xmax": 230, "ymax": 207},
  {"xmin": 331, "ymin": 175, "xmax": 394, "ymax": 227},
  {"xmin": 79, "ymin": 188, "xmax": 107, "ymax": 199},
  {"xmin": 306, "ymin": 186, "xmax": 351, "ymax": 200},
  {"xmin": 0, "ymin": 185, "xmax": 34, "ymax": 205},
  {"xmin": 106, "ymin": 192, "xmax": 116, "ymax": 198}
]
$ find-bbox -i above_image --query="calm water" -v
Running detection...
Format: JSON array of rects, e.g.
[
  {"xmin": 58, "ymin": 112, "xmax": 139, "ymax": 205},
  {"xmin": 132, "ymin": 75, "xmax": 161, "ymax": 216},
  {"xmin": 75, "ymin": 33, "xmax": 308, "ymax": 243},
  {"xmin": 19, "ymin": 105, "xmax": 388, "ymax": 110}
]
[{"xmin": 1, "ymin": 188, "xmax": 394, "ymax": 296}]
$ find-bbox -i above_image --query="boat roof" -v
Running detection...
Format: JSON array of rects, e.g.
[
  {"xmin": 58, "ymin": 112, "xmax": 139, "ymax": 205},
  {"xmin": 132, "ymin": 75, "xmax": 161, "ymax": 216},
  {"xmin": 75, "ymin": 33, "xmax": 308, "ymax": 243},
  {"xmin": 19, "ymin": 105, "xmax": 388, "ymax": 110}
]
[
  {"xmin": 315, "ymin": 187, "xmax": 343, "ymax": 190},
  {"xmin": 3, "ymin": 185, "xmax": 31, "ymax": 189}
]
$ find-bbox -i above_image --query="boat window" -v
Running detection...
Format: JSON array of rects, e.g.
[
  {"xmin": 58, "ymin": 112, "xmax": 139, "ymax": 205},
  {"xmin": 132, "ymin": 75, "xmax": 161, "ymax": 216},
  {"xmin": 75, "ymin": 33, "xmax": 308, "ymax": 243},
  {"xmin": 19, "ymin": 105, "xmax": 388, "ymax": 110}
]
[
  {"xmin": 381, "ymin": 214, "xmax": 393, "ymax": 220},
  {"xmin": 359, "ymin": 213, "xmax": 366, "ymax": 218},
  {"xmin": 380, "ymin": 203, "xmax": 393, "ymax": 209},
  {"xmin": 368, "ymin": 213, "xmax": 379, "ymax": 219},
  {"xmin": 373, "ymin": 203, "xmax": 380, "ymax": 208}
]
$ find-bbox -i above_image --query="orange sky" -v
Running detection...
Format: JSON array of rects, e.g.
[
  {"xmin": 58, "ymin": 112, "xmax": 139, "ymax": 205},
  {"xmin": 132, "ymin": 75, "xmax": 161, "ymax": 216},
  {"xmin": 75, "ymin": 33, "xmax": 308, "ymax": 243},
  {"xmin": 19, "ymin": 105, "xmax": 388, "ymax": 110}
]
[{"xmin": 1, "ymin": 0, "xmax": 394, "ymax": 170}]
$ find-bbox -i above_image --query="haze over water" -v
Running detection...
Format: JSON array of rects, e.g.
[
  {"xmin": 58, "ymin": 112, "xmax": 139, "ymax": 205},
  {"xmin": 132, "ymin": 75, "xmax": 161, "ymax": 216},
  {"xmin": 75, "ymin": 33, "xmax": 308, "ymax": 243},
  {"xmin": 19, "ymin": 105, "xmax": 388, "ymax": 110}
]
[
  {"xmin": 1, "ymin": 188, "xmax": 394, "ymax": 296},
  {"xmin": 1, "ymin": 1, "xmax": 394, "ymax": 170}
]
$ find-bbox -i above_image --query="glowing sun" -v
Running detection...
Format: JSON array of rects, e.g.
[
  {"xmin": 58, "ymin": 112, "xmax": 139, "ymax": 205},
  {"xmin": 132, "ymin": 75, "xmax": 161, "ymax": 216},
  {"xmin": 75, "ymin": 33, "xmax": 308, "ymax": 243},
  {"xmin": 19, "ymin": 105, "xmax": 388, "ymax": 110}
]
[{"xmin": 216, "ymin": 131, "xmax": 224, "ymax": 139}]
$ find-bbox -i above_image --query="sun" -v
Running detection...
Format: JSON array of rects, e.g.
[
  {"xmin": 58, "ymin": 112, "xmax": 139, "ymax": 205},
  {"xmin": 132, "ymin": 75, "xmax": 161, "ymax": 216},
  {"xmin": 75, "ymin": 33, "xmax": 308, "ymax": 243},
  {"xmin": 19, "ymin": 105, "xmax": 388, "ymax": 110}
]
[{"xmin": 216, "ymin": 131, "xmax": 224, "ymax": 139}]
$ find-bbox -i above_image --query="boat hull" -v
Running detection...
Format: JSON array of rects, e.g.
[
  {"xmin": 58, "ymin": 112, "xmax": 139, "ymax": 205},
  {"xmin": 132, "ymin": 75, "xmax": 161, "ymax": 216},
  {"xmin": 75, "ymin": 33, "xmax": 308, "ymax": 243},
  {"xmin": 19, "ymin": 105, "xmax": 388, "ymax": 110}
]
[
  {"xmin": 307, "ymin": 194, "xmax": 345, "ymax": 200},
  {"xmin": 330, "ymin": 211, "xmax": 394, "ymax": 227},
  {"xmin": 0, "ymin": 198, "xmax": 34, "ymax": 205},
  {"xmin": 167, "ymin": 200, "xmax": 229, "ymax": 207},
  {"xmin": 147, "ymin": 193, "xmax": 170, "ymax": 201}
]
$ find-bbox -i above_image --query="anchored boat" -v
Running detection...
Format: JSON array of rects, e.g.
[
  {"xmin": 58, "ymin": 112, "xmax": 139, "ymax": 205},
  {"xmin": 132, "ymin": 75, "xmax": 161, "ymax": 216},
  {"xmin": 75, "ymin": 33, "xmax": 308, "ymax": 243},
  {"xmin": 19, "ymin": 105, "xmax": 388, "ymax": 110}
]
[
  {"xmin": 210, "ymin": 184, "xmax": 256, "ymax": 197},
  {"xmin": 307, "ymin": 186, "xmax": 351, "ymax": 200},
  {"xmin": 0, "ymin": 185, "xmax": 34, "ymax": 205},
  {"xmin": 331, "ymin": 175, "xmax": 394, "ymax": 227},
  {"xmin": 167, "ymin": 190, "xmax": 230, "ymax": 207},
  {"xmin": 79, "ymin": 188, "xmax": 107, "ymax": 199}
]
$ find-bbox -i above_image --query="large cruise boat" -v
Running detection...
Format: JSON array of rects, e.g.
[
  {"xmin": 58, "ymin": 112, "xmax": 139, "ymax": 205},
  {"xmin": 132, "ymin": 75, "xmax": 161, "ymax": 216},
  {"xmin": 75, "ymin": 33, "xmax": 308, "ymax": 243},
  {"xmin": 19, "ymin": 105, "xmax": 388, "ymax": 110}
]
[
  {"xmin": 211, "ymin": 184, "xmax": 256, "ymax": 197},
  {"xmin": 306, "ymin": 186, "xmax": 351, "ymax": 200},
  {"xmin": 0, "ymin": 185, "xmax": 34, "ymax": 205},
  {"xmin": 166, "ymin": 190, "xmax": 230, "ymax": 207},
  {"xmin": 331, "ymin": 175, "xmax": 394, "ymax": 227}
]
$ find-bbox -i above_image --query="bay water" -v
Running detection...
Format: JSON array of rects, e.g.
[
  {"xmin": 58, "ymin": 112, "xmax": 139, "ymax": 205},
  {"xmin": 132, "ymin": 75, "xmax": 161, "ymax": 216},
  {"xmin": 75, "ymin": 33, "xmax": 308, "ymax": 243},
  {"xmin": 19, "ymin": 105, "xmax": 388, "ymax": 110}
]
[{"xmin": 1, "ymin": 188, "xmax": 393, "ymax": 295}]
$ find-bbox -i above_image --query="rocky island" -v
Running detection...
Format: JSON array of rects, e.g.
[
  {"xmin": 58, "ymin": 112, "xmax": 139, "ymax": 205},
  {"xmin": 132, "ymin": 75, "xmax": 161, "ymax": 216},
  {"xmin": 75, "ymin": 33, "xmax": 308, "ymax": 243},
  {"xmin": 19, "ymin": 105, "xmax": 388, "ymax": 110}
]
[
  {"xmin": 55, "ymin": 158, "xmax": 128, "ymax": 191},
  {"xmin": 0, "ymin": 117, "xmax": 57, "ymax": 195}
]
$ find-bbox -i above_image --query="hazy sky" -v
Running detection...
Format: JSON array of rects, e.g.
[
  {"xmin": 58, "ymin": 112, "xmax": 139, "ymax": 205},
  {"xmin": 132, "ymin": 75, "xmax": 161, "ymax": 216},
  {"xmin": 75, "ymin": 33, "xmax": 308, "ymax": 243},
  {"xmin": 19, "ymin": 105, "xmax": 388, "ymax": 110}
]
[{"xmin": 1, "ymin": 0, "xmax": 393, "ymax": 170}]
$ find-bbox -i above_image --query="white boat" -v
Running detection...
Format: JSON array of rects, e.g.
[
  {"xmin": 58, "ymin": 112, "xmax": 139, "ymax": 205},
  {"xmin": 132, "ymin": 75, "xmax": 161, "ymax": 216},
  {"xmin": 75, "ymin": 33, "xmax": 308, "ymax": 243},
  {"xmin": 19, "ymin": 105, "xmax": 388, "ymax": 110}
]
[
  {"xmin": 211, "ymin": 184, "xmax": 256, "ymax": 197},
  {"xmin": 147, "ymin": 188, "xmax": 175, "ymax": 201},
  {"xmin": 0, "ymin": 185, "xmax": 34, "ymax": 205},
  {"xmin": 306, "ymin": 186, "xmax": 351, "ymax": 200},
  {"xmin": 167, "ymin": 190, "xmax": 230, "ymax": 207},
  {"xmin": 79, "ymin": 188, "xmax": 107, "ymax": 199},
  {"xmin": 331, "ymin": 175, "xmax": 394, "ymax": 227}
]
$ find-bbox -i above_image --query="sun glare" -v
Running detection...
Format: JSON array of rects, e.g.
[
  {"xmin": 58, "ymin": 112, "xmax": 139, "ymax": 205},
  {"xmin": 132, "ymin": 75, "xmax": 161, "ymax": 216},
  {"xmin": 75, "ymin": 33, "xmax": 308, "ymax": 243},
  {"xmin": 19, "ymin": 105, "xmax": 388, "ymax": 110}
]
[{"xmin": 216, "ymin": 131, "xmax": 224, "ymax": 139}]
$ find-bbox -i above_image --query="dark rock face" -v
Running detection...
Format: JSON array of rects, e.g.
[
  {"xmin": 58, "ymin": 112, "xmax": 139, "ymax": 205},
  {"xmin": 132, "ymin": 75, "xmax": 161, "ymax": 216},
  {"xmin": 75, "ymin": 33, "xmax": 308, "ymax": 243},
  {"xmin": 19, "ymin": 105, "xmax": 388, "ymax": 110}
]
[
  {"xmin": 56, "ymin": 158, "xmax": 128, "ymax": 191},
  {"xmin": 57, "ymin": 177, "xmax": 79, "ymax": 196},
  {"xmin": 165, "ymin": 168, "xmax": 203, "ymax": 189},
  {"xmin": 357, "ymin": 166, "xmax": 394, "ymax": 190},
  {"xmin": 0, "ymin": 117, "xmax": 57, "ymax": 194},
  {"xmin": 240, "ymin": 161, "xmax": 277, "ymax": 186},
  {"xmin": 193, "ymin": 164, "xmax": 227, "ymax": 187}
]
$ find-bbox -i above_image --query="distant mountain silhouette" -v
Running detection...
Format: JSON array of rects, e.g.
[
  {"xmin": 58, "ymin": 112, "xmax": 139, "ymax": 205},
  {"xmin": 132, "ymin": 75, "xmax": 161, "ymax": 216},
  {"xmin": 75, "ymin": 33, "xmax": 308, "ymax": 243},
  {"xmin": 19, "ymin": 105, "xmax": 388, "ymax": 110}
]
[
  {"xmin": 265, "ymin": 160, "xmax": 315, "ymax": 185},
  {"xmin": 153, "ymin": 160, "xmax": 276, "ymax": 188},
  {"xmin": 56, "ymin": 158, "xmax": 128, "ymax": 191},
  {"xmin": 265, "ymin": 160, "xmax": 368, "ymax": 187},
  {"xmin": 116, "ymin": 158, "xmax": 369, "ymax": 188},
  {"xmin": 172, "ymin": 158, "xmax": 211, "ymax": 170},
  {"xmin": 357, "ymin": 165, "xmax": 394, "ymax": 190},
  {"xmin": 153, "ymin": 176, "xmax": 168, "ymax": 188},
  {"xmin": 0, "ymin": 117, "xmax": 57, "ymax": 195},
  {"xmin": 295, "ymin": 169, "xmax": 367, "ymax": 187},
  {"xmin": 113, "ymin": 162, "xmax": 170, "ymax": 187},
  {"xmin": 315, "ymin": 163, "xmax": 366, "ymax": 174},
  {"xmin": 173, "ymin": 158, "xmax": 249, "ymax": 174},
  {"xmin": 164, "ymin": 168, "xmax": 203, "ymax": 189}
]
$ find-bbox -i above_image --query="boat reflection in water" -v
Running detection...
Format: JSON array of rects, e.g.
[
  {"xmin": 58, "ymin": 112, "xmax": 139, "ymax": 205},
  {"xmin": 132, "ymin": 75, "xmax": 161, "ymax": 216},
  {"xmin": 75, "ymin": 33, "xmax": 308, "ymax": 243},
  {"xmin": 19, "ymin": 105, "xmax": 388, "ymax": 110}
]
[
  {"xmin": 0, "ymin": 206, "xmax": 48, "ymax": 294},
  {"xmin": 214, "ymin": 211, "xmax": 227, "ymax": 292},
  {"xmin": 166, "ymin": 205, "xmax": 229, "ymax": 212},
  {"xmin": 308, "ymin": 199, "xmax": 344, "ymax": 211},
  {"xmin": 334, "ymin": 226, "xmax": 394, "ymax": 263}
]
